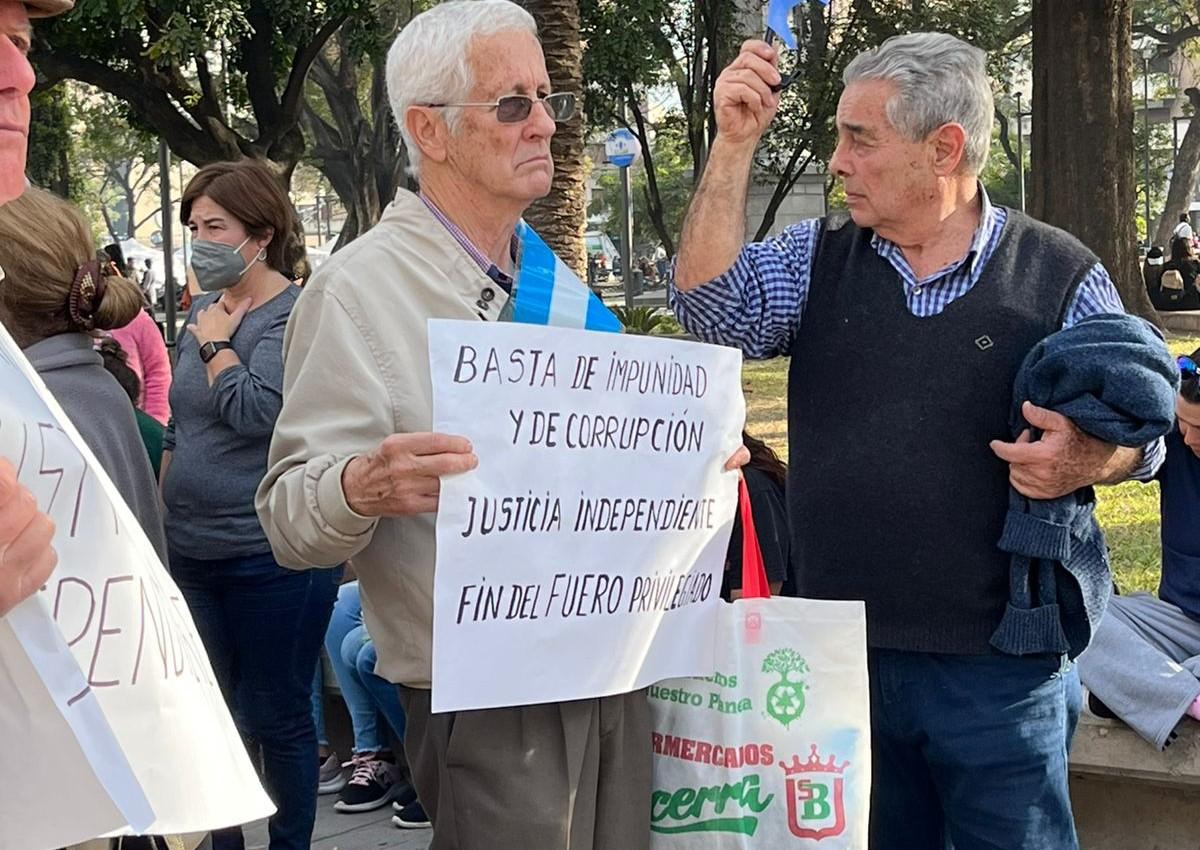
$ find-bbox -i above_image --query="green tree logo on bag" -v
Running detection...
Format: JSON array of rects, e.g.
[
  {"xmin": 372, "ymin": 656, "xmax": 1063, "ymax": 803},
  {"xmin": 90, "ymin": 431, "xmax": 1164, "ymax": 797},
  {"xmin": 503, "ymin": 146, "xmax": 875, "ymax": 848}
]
[{"xmin": 762, "ymin": 648, "xmax": 808, "ymax": 728}]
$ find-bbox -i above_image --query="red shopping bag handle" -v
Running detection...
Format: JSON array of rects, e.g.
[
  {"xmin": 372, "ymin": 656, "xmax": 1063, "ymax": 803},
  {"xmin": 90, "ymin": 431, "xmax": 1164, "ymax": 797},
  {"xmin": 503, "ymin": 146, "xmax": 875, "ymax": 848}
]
[{"xmin": 739, "ymin": 476, "xmax": 771, "ymax": 599}]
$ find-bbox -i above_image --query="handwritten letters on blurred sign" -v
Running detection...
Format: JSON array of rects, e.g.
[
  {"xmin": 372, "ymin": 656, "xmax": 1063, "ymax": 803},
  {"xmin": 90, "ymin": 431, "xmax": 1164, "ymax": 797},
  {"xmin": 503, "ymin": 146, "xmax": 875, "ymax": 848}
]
[{"xmin": 0, "ymin": 325, "xmax": 272, "ymax": 850}]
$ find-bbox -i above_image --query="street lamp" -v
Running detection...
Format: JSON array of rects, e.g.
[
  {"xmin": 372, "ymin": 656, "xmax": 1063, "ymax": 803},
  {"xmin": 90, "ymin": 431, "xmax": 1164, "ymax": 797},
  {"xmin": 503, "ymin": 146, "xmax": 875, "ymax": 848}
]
[
  {"xmin": 1014, "ymin": 90, "xmax": 1028, "ymax": 213},
  {"xmin": 1142, "ymin": 43, "xmax": 1156, "ymax": 248},
  {"xmin": 317, "ymin": 192, "xmax": 325, "ymax": 247}
]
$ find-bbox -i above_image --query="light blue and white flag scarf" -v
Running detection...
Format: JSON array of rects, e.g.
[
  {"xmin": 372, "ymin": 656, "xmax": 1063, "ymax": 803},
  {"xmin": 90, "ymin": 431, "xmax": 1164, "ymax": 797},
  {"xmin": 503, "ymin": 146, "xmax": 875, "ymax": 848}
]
[{"xmin": 505, "ymin": 221, "xmax": 623, "ymax": 334}]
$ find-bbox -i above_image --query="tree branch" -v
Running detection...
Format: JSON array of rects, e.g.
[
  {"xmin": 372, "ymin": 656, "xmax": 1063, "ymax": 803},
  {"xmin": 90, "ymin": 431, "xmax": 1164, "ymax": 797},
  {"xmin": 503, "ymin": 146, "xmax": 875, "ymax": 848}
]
[
  {"xmin": 278, "ymin": 14, "xmax": 351, "ymax": 132},
  {"xmin": 193, "ymin": 52, "xmax": 225, "ymax": 126},
  {"xmin": 1133, "ymin": 22, "xmax": 1200, "ymax": 54},
  {"xmin": 100, "ymin": 203, "xmax": 118, "ymax": 243},
  {"xmin": 135, "ymin": 209, "xmax": 160, "ymax": 230},
  {"xmin": 995, "ymin": 105, "xmax": 1020, "ymax": 170},
  {"xmin": 302, "ymin": 101, "xmax": 347, "ymax": 164},
  {"xmin": 35, "ymin": 50, "xmax": 238, "ymax": 165},
  {"xmin": 1003, "ymin": 11, "xmax": 1032, "ymax": 45},
  {"xmin": 239, "ymin": 0, "xmax": 285, "ymax": 142}
]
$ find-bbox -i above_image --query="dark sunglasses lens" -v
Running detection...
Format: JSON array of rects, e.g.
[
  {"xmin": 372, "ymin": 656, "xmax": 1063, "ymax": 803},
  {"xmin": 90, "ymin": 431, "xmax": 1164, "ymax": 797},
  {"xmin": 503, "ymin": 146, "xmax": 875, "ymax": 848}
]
[
  {"xmin": 546, "ymin": 93, "xmax": 575, "ymax": 121},
  {"xmin": 1180, "ymin": 355, "xmax": 1200, "ymax": 376},
  {"xmin": 496, "ymin": 96, "xmax": 533, "ymax": 123}
]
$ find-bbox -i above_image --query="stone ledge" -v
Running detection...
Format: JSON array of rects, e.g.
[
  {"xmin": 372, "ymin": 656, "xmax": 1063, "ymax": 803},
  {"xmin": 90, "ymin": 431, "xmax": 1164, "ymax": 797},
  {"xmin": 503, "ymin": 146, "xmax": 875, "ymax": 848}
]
[
  {"xmin": 1161, "ymin": 311, "xmax": 1200, "ymax": 335},
  {"xmin": 1070, "ymin": 714, "xmax": 1200, "ymax": 787}
]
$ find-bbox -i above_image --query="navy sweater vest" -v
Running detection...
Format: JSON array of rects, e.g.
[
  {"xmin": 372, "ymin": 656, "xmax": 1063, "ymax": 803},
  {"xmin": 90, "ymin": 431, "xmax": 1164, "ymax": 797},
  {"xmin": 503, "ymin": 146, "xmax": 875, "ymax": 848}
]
[{"xmin": 787, "ymin": 210, "xmax": 1097, "ymax": 653}]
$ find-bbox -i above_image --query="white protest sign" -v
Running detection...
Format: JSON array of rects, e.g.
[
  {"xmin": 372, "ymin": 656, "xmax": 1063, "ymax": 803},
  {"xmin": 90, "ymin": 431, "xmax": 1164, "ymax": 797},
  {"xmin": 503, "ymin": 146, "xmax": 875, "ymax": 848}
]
[
  {"xmin": 429, "ymin": 320, "xmax": 745, "ymax": 712},
  {"xmin": 0, "ymin": 323, "xmax": 274, "ymax": 850}
]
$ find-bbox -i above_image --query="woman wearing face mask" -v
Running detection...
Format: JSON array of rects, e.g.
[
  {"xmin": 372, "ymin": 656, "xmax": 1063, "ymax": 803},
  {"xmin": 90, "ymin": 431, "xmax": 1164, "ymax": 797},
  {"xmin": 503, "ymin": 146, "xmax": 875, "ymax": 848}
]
[{"xmin": 162, "ymin": 159, "xmax": 339, "ymax": 850}]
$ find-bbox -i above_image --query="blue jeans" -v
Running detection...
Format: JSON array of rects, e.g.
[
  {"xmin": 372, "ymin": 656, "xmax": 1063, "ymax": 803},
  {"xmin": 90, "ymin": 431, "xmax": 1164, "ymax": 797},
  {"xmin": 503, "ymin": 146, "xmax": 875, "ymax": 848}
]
[
  {"xmin": 311, "ymin": 665, "xmax": 328, "ymax": 748},
  {"xmin": 325, "ymin": 581, "xmax": 407, "ymax": 751},
  {"xmin": 868, "ymin": 649, "xmax": 1081, "ymax": 850},
  {"xmin": 171, "ymin": 549, "xmax": 340, "ymax": 850}
]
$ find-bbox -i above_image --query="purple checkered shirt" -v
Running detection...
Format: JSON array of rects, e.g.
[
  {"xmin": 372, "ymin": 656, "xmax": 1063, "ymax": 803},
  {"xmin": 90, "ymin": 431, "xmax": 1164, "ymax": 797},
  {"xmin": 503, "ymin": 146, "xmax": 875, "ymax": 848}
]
[{"xmin": 419, "ymin": 193, "xmax": 517, "ymax": 291}]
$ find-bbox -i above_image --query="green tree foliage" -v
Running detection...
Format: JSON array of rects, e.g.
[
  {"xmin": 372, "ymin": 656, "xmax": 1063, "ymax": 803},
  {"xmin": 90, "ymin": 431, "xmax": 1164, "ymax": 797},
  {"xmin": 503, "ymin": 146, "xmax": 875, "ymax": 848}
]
[
  {"xmin": 581, "ymin": 0, "xmax": 732, "ymax": 254},
  {"xmin": 590, "ymin": 115, "xmax": 692, "ymax": 255},
  {"xmin": 1135, "ymin": 118, "xmax": 1175, "ymax": 244},
  {"xmin": 302, "ymin": 5, "xmax": 424, "ymax": 247},
  {"xmin": 1131, "ymin": 0, "xmax": 1200, "ymax": 246},
  {"xmin": 34, "ymin": 0, "xmax": 371, "ymax": 182},
  {"xmin": 71, "ymin": 91, "xmax": 160, "ymax": 242},
  {"xmin": 26, "ymin": 84, "xmax": 76, "ymax": 200},
  {"xmin": 584, "ymin": 0, "xmax": 1029, "ymax": 248}
]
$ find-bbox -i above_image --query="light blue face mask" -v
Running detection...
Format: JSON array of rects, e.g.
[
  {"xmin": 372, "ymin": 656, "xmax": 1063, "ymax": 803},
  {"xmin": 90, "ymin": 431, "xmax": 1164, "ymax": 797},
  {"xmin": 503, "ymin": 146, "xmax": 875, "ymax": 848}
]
[{"xmin": 190, "ymin": 236, "xmax": 259, "ymax": 292}]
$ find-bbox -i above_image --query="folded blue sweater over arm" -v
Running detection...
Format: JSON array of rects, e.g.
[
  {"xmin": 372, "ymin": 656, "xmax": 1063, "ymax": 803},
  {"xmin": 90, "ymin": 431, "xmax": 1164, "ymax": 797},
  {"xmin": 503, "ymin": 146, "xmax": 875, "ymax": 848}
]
[{"xmin": 991, "ymin": 313, "xmax": 1179, "ymax": 659}]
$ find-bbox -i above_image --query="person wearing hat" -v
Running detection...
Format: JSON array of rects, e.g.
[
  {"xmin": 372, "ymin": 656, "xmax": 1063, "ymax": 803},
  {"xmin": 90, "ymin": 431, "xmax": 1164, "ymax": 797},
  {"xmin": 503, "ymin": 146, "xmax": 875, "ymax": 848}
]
[
  {"xmin": 0, "ymin": 0, "xmax": 74, "ymax": 617},
  {"xmin": 0, "ymin": 0, "xmax": 72, "ymax": 205}
]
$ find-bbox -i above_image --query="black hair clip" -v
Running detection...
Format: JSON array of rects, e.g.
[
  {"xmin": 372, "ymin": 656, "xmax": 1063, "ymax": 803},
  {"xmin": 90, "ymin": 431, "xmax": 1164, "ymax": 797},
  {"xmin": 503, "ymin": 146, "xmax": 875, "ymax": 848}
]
[{"xmin": 764, "ymin": 29, "xmax": 796, "ymax": 93}]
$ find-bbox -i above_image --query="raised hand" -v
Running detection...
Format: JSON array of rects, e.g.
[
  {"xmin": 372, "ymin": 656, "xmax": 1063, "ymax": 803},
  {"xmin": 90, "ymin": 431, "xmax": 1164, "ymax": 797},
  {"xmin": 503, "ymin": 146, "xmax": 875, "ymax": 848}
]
[{"xmin": 713, "ymin": 40, "xmax": 783, "ymax": 147}]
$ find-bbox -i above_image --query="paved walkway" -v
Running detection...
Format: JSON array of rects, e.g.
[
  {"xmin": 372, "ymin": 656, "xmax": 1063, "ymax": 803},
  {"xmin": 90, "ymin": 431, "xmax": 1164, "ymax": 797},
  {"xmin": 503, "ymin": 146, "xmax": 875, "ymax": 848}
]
[{"xmin": 242, "ymin": 793, "xmax": 432, "ymax": 850}]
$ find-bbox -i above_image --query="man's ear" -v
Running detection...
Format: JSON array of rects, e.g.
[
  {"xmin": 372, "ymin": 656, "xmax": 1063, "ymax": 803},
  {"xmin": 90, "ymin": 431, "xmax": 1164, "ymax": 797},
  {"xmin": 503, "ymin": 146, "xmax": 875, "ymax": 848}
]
[
  {"xmin": 407, "ymin": 106, "xmax": 450, "ymax": 166},
  {"xmin": 930, "ymin": 122, "xmax": 968, "ymax": 177}
]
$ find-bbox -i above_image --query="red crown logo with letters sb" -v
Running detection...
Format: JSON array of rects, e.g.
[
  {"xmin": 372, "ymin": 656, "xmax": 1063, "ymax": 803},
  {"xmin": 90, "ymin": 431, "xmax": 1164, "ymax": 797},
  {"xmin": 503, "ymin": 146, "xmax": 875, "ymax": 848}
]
[{"xmin": 779, "ymin": 745, "xmax": 849, "ymax": 840}]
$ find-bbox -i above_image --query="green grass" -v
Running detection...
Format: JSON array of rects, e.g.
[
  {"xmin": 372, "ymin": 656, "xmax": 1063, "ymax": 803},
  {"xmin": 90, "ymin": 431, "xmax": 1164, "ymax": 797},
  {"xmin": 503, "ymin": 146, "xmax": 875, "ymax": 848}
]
[{"xmin": 743, "ymin": 334, "xmax": 1200, "ymax": 594}]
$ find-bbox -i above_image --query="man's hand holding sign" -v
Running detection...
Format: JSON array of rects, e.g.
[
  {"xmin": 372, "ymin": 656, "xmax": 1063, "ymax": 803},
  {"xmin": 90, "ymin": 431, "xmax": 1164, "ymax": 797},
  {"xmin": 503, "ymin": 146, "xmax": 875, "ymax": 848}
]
[{"xmin": 342, "ymin": 434, "xmax": 480, "ymax": 517}]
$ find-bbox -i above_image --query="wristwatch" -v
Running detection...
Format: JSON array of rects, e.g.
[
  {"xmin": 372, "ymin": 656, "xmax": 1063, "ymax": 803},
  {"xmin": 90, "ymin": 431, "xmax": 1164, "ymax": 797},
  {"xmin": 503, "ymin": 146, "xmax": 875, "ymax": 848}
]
[{"xmin": 198, "ymin": 340, "xmax": 233, "ymax": 363}]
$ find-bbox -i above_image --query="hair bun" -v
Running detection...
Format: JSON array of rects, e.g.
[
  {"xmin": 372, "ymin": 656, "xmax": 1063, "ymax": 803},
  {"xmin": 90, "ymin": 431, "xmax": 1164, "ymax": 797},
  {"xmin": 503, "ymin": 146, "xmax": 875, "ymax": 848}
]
[{"xmin": 67, "ymin": 258, "xmax": 107, "ymax": 330}]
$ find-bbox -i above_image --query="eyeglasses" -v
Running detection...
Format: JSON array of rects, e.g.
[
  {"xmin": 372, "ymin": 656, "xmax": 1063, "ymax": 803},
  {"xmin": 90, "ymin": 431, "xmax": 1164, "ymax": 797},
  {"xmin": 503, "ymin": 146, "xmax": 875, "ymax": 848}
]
[
  {"xmin": 425, "ymin": 92, "xmax": 576, "ymax": 124},
  {"xmin": 1180, "ymin": 355, "xmax": 1199, "ymax": 379}
]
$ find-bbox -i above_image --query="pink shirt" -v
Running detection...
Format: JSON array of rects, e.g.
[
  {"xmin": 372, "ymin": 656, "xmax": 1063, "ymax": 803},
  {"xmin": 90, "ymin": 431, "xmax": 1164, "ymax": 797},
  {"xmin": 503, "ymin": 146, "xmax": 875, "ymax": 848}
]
[{"xmin": 109, "ymin": 310, "xmax": 172, "ymax": 425}]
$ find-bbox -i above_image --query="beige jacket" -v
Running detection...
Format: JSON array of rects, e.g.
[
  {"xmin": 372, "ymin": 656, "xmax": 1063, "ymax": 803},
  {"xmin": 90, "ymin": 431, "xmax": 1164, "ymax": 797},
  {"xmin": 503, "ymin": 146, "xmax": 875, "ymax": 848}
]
[{"xmin": 256, "ymin": 190, "xmax": 508, "ymax": 688}]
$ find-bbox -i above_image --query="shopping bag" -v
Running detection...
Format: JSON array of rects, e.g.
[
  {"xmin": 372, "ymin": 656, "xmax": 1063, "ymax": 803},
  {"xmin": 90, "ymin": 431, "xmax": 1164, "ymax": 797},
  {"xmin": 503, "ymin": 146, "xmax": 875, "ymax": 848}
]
[{"xmin": 648, "ymin": 478, "xmax": 871, "ymax": 847}]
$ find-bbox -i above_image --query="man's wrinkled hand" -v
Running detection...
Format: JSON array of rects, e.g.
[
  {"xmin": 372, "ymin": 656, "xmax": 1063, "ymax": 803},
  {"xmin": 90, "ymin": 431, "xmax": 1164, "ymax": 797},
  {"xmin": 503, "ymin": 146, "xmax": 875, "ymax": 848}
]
[
  {"xmin": 342, "ymin": 433, "xmax": 478, "ymax": 518},
  {"xmin": 989, "ymin": 401, "xmax": 1117, "ymax": 500}
]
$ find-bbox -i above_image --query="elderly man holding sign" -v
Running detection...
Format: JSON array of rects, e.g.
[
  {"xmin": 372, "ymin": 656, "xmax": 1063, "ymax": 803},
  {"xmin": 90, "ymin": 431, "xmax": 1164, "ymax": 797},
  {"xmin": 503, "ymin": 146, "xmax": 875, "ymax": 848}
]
[
  {"xmin": 0, "ymin": 0, "xmax": 74, "ymax": 617},
  {"xmin": 672, "ymin": 29, "xmax": 1175, "ymax": 850},
  {"xmin": 258, "ymin": 1, "xmax": 745, "ymax": 847}
]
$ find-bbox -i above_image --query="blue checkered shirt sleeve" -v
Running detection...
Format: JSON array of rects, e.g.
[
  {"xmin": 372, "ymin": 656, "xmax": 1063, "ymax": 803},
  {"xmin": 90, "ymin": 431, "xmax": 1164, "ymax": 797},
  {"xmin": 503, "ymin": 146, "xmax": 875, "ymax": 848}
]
[
  {"xmin": 1062, "ymin": 262, "xmax": 1166, "ymax": 480},
  {"xmin": 669, "ymin": 219, "xmax": 821, "ymax": 359},
  {"xmin": 1061, "ymin": 263, "xmax": 1127, "ymax": 329}
]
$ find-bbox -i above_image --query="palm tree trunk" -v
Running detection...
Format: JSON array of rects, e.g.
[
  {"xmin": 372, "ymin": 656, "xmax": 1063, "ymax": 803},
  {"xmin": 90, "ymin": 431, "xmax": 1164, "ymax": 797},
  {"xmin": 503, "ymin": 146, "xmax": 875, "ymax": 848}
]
[{"xmin": 519, "ymin": 0, "xmax": 587, "ymax": 278}]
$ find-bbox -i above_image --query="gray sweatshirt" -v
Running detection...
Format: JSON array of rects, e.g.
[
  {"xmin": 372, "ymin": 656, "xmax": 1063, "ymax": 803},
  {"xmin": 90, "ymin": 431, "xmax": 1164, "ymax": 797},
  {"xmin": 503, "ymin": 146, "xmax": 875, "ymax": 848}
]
[
  {"xmin": 163, "ymin": 286, "xmax": 297, "ymax": 559},
  {"xmin": 25, "ymin": 332, "xmax": 167, "ymax": 563}
]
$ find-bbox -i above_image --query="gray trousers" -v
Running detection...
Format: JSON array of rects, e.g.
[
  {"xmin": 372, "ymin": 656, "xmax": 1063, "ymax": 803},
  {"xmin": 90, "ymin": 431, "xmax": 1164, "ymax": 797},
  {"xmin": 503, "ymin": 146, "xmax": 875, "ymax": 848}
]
[
  {"xmin": 1076, "ymin": 593, "xmax": 1200, "ymax": 749},
  {"xmin": 398, "ymin": 687, "xmax": 651, "ymax": 850}
]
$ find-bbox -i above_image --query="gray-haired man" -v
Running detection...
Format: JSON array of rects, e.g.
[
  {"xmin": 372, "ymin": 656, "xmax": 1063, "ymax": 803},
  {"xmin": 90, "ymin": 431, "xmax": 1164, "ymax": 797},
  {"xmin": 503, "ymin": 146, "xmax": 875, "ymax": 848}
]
[
  {"xmin": 672, "ymin": 32, "xmax": 1161, "ymax": 849},
  {"xmin": 258, "ymin": 1, "xmax": 749, "ymax": 846}
]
